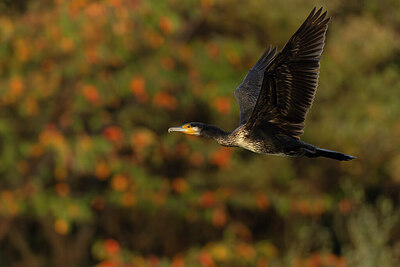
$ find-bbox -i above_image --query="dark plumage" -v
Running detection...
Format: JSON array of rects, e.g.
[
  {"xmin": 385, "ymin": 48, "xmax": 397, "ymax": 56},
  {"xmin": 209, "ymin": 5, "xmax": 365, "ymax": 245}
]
[{"xmin": 168, "ymin": 8, "xmax": 355, "ymax": 161}]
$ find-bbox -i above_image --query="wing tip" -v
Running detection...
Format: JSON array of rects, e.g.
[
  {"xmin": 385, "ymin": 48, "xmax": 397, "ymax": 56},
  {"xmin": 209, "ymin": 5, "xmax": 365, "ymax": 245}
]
[
  {"xmin": 307, "ymin": 7, "xmax": 330, "ymax": 25},
  {"xmin": 253, "ymin": 45, "xmax": 278, "ymax": 71}
]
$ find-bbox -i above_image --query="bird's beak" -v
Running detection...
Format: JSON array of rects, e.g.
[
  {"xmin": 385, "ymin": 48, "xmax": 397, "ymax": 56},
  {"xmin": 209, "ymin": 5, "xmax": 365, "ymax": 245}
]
[{"xmin": 168, "ymin": 126, "xmax": 196, "ymax": 135}]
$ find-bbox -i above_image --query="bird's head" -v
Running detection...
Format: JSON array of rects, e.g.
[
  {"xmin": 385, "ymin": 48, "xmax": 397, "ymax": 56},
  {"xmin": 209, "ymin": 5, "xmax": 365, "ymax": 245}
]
[{"xmin": 168, "ymin": 122, "xmax": 230, "ymax": 145}]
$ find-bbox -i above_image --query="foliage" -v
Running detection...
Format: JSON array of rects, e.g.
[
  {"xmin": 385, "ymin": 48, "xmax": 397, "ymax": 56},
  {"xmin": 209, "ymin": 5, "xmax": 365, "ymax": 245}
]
[{"xmin": 1, "ymin": 0, "xmax": 400, "ymax": 266}]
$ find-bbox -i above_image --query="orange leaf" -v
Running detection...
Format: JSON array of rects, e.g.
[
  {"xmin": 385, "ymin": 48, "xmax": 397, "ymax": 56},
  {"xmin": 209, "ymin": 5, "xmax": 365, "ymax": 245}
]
[
  {"xmin": 159, "ymin": 16, "xmax": 173, "ymax": 34},
  {"xmin": 210, "ymin": 244, "xmax": 229, "ymax": 261},
  {"xmin": 161, "ymin": 57, "xmax": 175, "ymax": 71},
  {"xmin": 213, "ymin": 97, "xmax": 231, "ymax": 114},
  {"xmin": 151, "ymin": 191, "xmax": 167, "ymax": 206},
  {"xmin": 235, "ymin": 242, "xmax": 256, "ymax": 260},
  {"xmin": 257, "ymin": 257, "xmax": 269, "ymax": 267},
  {"xmin": 10, "ymin": 77, "xmax": 24, "ymax": 97},
  {"xmin": 212, "ymin": 207, "xmax": 227, "ymax": 227},
  {"xmin": 103, "ymin": 126, "xmax": 124, "ymax": 142},
  {"xmin": 206, "ymin": 43, "xmax": 219, "ymax": 59},
  {"xmin": 96, "ymin": 161, "xmax": 110, "ymax": 180},
  {"xmin": 338, "ymin": 198, "xmax": 352, "ymax": 215},
  {"xmin": 82, "ymin": 85, "xmax": 100, "ymax": 104},
  {"xmin": 85, "ymin": 48, "xmax": 98, "ymax": 64},
  {"xmin": 292, "ymin": 199, "xmax": 311, "ymax": 215},
  {"xmin": 25, "ymin": 97, "xmax": 39, "ymax": 116},
  {"xmin": 210, "ymin": 147, "xmax": 233, "ymax": 168},
  {"xmin": 41, "ymin": 59, "xmax": 54, "ymax": 72},
  {"xmin": 198, "ymin": 251, "xmax": 215, "ymax": 267},
  {"xmin": 201, "ymin": 0, "xmax": 214, "ymax": 10},
  {"xmin": 147, "ymin": 32, "xmax": 164, "ymax": 48},
  {"xmin": 55, "ymin": 183, "xmax": 70, "ymax": 197},
  {"xmin": 200, "ymin": 191, "xmax": 216, "ymax": 207},
  {"xmin": 122, "ymin": 192, "xmax": 136, "ymax": 207},
  {"xmin": 111, "ymin": 174, "xmax": 128, "ymax": 192},
  {"xmin": 54, "ymin": 219, "xmax": 69, "ymax": 235},
  {"xmin": 130, "ymin": 130, "xmax": 153, "ymax": 149},
  {"xmin": 99, "ymin": 261, "xmax": 117, "ymax": 267},
  {"xmin": 104, "ymin": 239, "xmax": 120, "ymax": 255},
  {"xmin": 107, "ymin": 0, "xmax": 121, "ymax": 7},
  {"xmin": 171, "ymin": 254, "xmax": 185, "ymax": 267},
  {"xmin": 171, "ymin": 178, "xmax": 188, "ymax": 194},
  {"xmin": 1, "ymin": 190, "xmax": 19, "ymax": 215},
  {"xmin": 255, "ymin": 192, "xmax": 270, "ymax": 211},
  {"xmin": 30, "ymin": 143, "xmax": 44, "ymax": 157},
  {"xmin": 147, "ymin": 255, "xmax": 161, "ymax": 267},
  {"xmin": 15, "ymin": 38, "xmax": 30, "ymax": 61},
  {"xmin": 85, "ymin": 2, "xmax": 105, "ymax": 17},
  {"xmin": 323, "ymin": 254, "xmax": 340, "ymax": 266},
  {"xmin": 153, "ymin": 92, "xmax": 177, "ymax": 110},
  {"xmin": 60, "ymin": 37, "xmax": 74, "ymax": 52},
  {"xmin": 130, "ymin": 76, "xmax": 149, "ymax": 103}
]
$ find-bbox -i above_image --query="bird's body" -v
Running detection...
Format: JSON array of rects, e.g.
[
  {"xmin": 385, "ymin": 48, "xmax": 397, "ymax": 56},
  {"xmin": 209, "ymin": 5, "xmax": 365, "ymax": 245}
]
[
  {"xmin": 232, "ymin": 126, "xmax": 302, "ymax": 156},
  {"xmin": 210, "ymin": 124, "xmax": 293, "ymax": 155},
  {"xmin": 168, "ymin": 8, "xmax": 355, "ymax": 161}
]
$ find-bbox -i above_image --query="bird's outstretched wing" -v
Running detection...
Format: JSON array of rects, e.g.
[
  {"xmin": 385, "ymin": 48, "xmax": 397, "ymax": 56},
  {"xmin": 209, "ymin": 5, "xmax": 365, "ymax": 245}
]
[
  {"xmin": 245, "ymin": 7, "xmax": 330, "ymax": 139},
  {"xmin": 234, "ymin": 46, "xmax": 277, "ymax": 125}
]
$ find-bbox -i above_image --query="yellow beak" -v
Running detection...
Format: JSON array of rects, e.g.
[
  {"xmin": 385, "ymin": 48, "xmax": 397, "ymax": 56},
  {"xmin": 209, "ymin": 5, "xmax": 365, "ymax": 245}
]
[{"xmin": 168, "ymin": 125, "xmax": 196, "ymax": 135}]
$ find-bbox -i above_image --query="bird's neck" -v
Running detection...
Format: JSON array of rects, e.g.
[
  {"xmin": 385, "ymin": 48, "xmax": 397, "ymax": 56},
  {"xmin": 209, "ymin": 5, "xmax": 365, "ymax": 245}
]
[{"xmin": 201, "ymin": 125, "xmax": 233, "ymax": 147}]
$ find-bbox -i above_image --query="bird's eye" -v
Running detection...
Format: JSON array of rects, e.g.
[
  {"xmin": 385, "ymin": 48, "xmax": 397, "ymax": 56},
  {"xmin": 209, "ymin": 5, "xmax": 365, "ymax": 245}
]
[{"xmin": 187, "ymin": 125, "xmax": 191, "ymax": 128}]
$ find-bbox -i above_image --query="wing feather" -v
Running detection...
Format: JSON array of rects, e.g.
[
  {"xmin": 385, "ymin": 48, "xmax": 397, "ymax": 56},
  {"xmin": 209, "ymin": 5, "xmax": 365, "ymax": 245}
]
[
  {"xmin": 245, "ymin": 7, "xmax": 330, "ymax": 139},
  {"xmin": 234, "ymin": 46, "xmax": 277, "ymax": 125}
]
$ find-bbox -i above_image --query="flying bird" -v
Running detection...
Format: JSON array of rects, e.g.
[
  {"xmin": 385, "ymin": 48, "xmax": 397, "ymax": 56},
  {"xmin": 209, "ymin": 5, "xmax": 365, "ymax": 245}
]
[{"xmin": 168, "ymin": 8, "xmax": 355, "ymax": 161}]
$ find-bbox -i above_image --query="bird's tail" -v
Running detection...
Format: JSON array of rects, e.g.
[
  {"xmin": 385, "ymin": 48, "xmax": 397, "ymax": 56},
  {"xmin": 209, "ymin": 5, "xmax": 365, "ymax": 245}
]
[{"xmin": 303, "ymin": 146, "xmax": 356, "ymax": 161}]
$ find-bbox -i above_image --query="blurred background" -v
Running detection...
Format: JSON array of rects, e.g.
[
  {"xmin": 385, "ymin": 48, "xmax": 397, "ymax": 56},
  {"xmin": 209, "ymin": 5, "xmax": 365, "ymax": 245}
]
[{"xmin": 1, "ymin": 0, "xmax": 400, "ymax": 266}]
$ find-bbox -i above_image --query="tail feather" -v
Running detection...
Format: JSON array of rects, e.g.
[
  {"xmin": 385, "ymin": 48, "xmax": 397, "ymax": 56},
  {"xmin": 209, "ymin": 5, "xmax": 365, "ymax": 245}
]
[{"xmin": 304, "ymin": 147, "xmax": 356, "ymax": 161}]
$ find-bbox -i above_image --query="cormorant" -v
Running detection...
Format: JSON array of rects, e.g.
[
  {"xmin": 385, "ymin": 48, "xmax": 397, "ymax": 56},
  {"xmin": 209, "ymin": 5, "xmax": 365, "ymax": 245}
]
[{"xmin": 168, "ymin": 8, "xmax": 355, "ymax": 161}]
